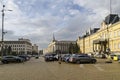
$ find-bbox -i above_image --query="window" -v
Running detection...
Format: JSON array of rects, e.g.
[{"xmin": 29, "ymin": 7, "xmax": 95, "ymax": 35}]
[
  {"xmin": 118, "ymin": 30, "xmax": 120, "ymax": 36},
  {"xmin": 118, "ymin": 43, "xmax": 120, "ymax": 49},
  {"xmin": 109, "ymin": 44, "xmax": 111, "ymax": 49},
  {"xmin": 114, "ymin": 31, "xmax": 117, "ymax": 37},
  {"xmin": 114, "ymin": 43, "xmax": 117, "ymax": 49},
  {"xmin": 109, "ymin": 32, "xmax": 112, "ymax": 38}
]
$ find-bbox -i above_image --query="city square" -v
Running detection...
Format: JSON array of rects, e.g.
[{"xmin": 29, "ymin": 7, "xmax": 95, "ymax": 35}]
[
  {"xmin": 0, "ymin": 0, "xmax": 120, "ymax": 80},
  {"xmin": 0, "ymin": 57, "xmax": 120, "ymax": 80}
]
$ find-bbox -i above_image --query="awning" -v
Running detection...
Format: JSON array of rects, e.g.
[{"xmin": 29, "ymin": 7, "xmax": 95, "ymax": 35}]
[{"xmin": 93, "ymin": 39, "xmax": 107, "ymax": 44}]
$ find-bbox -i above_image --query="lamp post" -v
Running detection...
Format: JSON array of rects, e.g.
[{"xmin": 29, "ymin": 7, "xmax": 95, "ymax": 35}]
[
  {"xmin": 1, "ymin": 5, "xmax": 12, "ymax": 57},
  {"xmin": 1, "ymin": 5, "xmax": 5, "ymax": 57}
]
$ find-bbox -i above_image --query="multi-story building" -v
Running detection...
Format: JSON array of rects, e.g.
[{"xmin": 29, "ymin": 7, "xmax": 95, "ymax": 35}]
[
  {"xmin": 0, "ymin": 38, "xmax": 32, "ymax": 55},
  {"xmin": 77, "ymin": 14, "xmax": 120, "ymax": 54},
  {"xmin": 32, "ymin": 44, "xmax": 39, "ymax": 54},
  {"xmin": 39, "ymin": 50, "xmax": 43, "ymax": 55},
  {"xmin": 43, "ymin": 36, "xmax": 76, "ymax": 54}
]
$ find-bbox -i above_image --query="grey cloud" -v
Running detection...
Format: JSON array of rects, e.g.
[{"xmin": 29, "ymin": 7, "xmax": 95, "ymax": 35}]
[
  {"xmin": 0, "ymin": 29, "xmax": 21, "ymax": 40},
  {"xmin": 1, "ymin": 0, "xmax": 120, "ymax": 49}
]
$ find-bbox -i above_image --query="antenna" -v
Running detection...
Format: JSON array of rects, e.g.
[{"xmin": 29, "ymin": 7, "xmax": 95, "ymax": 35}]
[{"xmin": 110, "ymin": 0, "xmax": 112, "ymax": 14}]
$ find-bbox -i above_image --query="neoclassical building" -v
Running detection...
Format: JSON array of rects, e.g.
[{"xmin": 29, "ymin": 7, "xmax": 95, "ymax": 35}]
[
  {"xmin": 77, "ymin": 14, "xmax": 120, "ymax": 54},
  {"xmin": 0, "ymin": 38, "xmax": 32, "ymax": 55},
  {"xmin": 43, "ymin": 36, "xmax": 76, "ymax": 54}
]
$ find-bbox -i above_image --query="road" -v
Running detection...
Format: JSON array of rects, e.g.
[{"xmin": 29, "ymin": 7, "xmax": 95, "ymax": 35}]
[{"xmin": 0, "ymin": 57, "xmax": 120, "ymax": 80}]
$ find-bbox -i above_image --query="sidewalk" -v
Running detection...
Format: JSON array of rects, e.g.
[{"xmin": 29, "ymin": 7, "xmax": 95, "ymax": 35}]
[{"xmin": 96, "ymin": 58, "xmax": 119, "ymax": 64}]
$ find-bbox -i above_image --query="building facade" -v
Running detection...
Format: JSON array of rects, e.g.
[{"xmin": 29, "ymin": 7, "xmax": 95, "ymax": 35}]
[
  {"xmin": 0, "ymin": 38, "xmax": 32, "ymax": 55},
  {"xmin": 32, "ymin": 44, "xmax": 39, "ymax": 54},
  {"xmin": 43, "ymin": 37, "xmax": 76, "ymax": 54},
  {"xmin": 77, "ymin": 14, "xmax": 120, "ymax": 54}
]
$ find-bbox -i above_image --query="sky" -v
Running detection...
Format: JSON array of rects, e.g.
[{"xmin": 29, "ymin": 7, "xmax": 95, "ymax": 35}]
[{"xmin": 0, "ymin": 0, "xmax": 120, "ymax": 49}]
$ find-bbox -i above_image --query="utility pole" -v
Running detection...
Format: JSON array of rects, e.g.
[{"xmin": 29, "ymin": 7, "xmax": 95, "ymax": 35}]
[
  {"xmin": 1, "ymin": 5, "xmax": 5, "ymax": 57},
  {"xmin": 1, "ymin": 4, "xmax": 12, "ymax": 57}
]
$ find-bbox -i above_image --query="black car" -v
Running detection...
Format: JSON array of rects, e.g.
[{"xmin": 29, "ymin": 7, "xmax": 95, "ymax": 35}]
[
  {"xmin": 35, "ymin": 55, "xmax": 39, "ymax": 59},
  {"xmin": 1, "ymin": 56, "xmax": 24, "ymax": 64},
  {"xmin": 18, "ymin": 55, "xmax": 30, "ymax": 61},
  {"xmin": 44, "ymin": 54, "xmax": 58, "ymax": 61},
  {"xmin": 69, "ymin": 54, "xmax": 97, "ymax": 64}
]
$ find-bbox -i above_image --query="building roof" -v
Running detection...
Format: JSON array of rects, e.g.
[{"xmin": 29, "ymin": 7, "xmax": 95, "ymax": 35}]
[
  {"xmin": 0, "ymin": 40, "xmax": 32, "ymax": 45},
  {"xmin": 104, "ymin": 14, "xmax": 119, "ymax": 25}
]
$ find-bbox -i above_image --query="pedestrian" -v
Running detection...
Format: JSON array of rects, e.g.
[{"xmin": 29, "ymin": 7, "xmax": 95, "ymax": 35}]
[
  {"xmin": 58, "ymin": 54, "xmax": 61, "ymax": 64},
  {"xmin": 91, "ymin": 53, "xmax": 94, "ymax": 58}
]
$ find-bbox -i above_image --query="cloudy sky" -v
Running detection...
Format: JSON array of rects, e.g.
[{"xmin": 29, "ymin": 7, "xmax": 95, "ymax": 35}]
[{"xmin": 0, "ymin": 0, "xmax": 120, "ymax": 49}]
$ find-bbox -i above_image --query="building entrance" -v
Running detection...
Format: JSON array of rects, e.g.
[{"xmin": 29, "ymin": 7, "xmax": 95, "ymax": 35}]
[{"xmin": 93, "ymin": 39, "xmax": 107, "ymax": 53}]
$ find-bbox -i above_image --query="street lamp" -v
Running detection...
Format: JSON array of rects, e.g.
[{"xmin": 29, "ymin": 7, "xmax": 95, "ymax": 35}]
[
  {"xmin": 1, "ymin": 5, "xmax": 5, "ymax": 57},
  {"xmin": 1, "ymin": 5, "xmax": 12, "ymax": 57}
]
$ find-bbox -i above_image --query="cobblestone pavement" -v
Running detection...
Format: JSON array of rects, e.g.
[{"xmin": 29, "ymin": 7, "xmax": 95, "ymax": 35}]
[{"xmin": 0, "ymin": 57, "xmax": 120, "ymax": 80}]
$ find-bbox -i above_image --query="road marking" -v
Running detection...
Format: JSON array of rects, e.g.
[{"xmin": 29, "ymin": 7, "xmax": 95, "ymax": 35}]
[
  {"xmin": 79, "ymin": 64, "xmax": 84, "ymax": 68},
  {"xmin": 40, "ymin": 59, "xmax": 45, "ymax": 62},
  {"xmin": 94, "ymin": 64, "xmax": 104, "ymax": 71}
]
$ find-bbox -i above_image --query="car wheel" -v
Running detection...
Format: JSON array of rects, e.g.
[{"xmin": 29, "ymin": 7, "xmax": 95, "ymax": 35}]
[
  {"xmin": 76, "ymin": 60, "xmax": 80, "ymax": 64},
  {"xmin": 17, "ymin": 59, "xmax": 21, "ymax": 63},
  {"xmin": 2, "ymin": 60, "xmax": 8, "ymax": 64},
  {"xmin": 45, "ymin": 59, "xmax": 48, "ymax": 61},
  {"xmin": 66, "ymin": 59, "xmax": 69, "ymax": 63},
  {"xmin": 92, "ymin": 60, "xmax": 96, "ymax": 63}
]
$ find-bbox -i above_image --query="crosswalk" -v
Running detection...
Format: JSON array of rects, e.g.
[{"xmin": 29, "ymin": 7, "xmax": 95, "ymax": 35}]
[
  {"xmin": 94, "ymin": 64, "xmax": 104, "ymax": 71},
  {"xmin": 79, "ymin": 64, "xmax": 104, "ymax": 71},
  {"xmin": 38, "ymin": 57, "xmax": 105, "ymax": 72},
  {"xmin": 79, "ymin": 64, "xmax": 84, "ymax": 68}
]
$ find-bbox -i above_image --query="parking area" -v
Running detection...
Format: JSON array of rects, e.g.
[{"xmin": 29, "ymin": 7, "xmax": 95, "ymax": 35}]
[{"xmin": 0, "ymin": 57, "xmax": 120, "ymax": 80}]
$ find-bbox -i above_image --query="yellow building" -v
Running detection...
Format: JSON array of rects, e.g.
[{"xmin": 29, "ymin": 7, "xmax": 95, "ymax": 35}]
[{"xmin": 77, "ymin": 14, "xmax": 120, "ymax": 54}]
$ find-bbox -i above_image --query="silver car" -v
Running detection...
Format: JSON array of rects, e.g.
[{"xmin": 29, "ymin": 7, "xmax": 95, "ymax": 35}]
[{"xmin": 69, "ymin": 54, "xmax": 97, "ymax": 64}]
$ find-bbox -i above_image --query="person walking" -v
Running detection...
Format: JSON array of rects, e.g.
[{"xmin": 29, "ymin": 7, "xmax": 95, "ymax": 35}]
[{"xmin": 58, "ymin": 53, "xmax": 61, "ymax": 64}]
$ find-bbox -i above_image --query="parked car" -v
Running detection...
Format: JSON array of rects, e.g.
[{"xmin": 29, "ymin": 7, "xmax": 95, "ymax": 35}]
[
  {"xmin": 1, "ymin": 56, "xmax": 24, "ymax": 64},
  {"xmin": 69, "ymin": 54, "xmax": 97, "ymax": 64},
  {"xmin": 62, "ymin": 54, "xmax": 71, "ymax": 62},
  {"xmin": 35, "ymin": 55, "xmax": 39, "ymax": 59},
  {"xmin": 44, "ymin": 54, "xmax": 58, "ymax": 61},
  {"xmin": 109, "ymin": 54, "xmax": 120, "ymax": 61},
  {"xmin": 18, "ymin": 55, "xmax": 30, "ymax": 61},
  {"xmin": 94, "ymin": 53, "xmax": 106, "ymax": 58}
]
